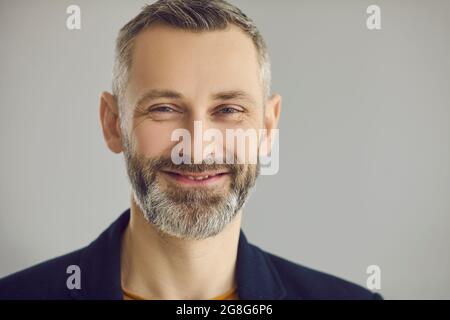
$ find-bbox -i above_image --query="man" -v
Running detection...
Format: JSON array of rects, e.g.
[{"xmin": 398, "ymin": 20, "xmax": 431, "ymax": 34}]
[{"xmin": 0, "ymin": 0, "xmax": 382, "ymax": 300}]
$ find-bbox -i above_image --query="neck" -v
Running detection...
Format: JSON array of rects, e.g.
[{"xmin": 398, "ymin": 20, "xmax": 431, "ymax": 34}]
[{"xmin": 120, "ymin": 196, "xmax": 242, "ymax": 299}]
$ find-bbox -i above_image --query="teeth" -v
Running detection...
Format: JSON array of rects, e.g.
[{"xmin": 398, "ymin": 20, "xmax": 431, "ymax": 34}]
[
  {"xmin": 186, "ymin": 175, "xmax": 210, "ymax": 180},
  {"xmin": 170, "ymin": 172, "xmax": 222, "ymax": 181}
]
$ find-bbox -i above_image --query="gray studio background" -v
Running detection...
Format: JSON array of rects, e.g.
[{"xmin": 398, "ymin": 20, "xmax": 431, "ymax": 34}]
[{"xmin": 1, "ymin": 0, "xmax": 449, "ymax": 299}]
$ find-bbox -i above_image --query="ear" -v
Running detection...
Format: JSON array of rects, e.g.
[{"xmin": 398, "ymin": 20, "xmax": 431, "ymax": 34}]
[
  {"xmin": 99, "ymin": 91, "xmax": 123, "ymax": 153},
  {"xmin": 261, "ymin": 93, "xmax": 282, "ymax": 155}
]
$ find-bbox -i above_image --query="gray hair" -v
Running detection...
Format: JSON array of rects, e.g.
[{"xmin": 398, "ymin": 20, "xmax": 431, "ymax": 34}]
[{"xmin": 112, "ymin": 0, "xmax": 271, "ymax": 120}]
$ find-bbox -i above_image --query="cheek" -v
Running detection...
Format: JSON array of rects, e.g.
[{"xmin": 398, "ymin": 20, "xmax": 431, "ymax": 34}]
[
  {"xmin": 132, "ymin": 123, "xmax": 176, "ymax": 158},
  {"xmin": 220, "ymin": 118, "xmax": 263, "ymax": 165}
]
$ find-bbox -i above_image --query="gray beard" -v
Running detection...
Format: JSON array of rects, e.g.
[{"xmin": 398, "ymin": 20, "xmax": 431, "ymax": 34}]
[
  {"xmin": 124, "ymin": 151, "xmax": 259, "ymax": 240},
  {"xmin": 134, "ymin": 181, "xmax": 242, "ymax": 240}
]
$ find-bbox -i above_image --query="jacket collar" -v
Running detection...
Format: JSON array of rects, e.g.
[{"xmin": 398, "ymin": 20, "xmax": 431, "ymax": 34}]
[{"xmin": 72, "ymin": 209, "xmax": 287, "ymax": 300}]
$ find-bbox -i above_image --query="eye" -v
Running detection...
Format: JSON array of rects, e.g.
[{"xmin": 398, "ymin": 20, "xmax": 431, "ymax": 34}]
[
  {"xmin": 217, "ymin": 106, "xmax": 243, "ymax": 114},
  {"xmin": 149, "ymin": 105, "xmax": 177, "ymax": 113}
]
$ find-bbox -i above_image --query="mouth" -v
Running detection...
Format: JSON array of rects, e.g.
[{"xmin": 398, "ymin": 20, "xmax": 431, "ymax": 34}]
[{"xmin": 160, "ymin": 169, "xmax": 231, "ymax": 186}]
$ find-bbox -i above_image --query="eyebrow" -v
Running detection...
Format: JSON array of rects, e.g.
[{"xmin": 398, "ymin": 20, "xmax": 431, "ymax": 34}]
[
  {"xmin": 135, "ymin": 89, "xmax": 257, "ymax": 108},
  {"xmin": 211, "ymin": 90, "xmax": 256, "ymax": 105}
]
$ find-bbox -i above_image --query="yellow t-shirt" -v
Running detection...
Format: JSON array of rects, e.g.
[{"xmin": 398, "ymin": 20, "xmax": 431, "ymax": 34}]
[{"xmin": 122, "ymin": 285, "xmax": 239, "ymax": 300}]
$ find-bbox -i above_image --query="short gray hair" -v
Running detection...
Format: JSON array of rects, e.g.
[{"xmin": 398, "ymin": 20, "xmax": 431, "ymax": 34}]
[{"xmin": 112, "ymin": 0, "xmax": 271, "ymax": 114}]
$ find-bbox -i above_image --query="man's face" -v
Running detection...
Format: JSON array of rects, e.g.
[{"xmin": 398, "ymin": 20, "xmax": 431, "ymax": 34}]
[{"xmin": 121, "ymin": 24, "xmax": 267, "ymax": 240}]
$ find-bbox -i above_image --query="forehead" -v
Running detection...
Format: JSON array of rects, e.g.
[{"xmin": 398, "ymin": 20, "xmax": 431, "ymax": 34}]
[{"xmin": 127, "ymin": 24, "xmax": 262, "ymax": 106}]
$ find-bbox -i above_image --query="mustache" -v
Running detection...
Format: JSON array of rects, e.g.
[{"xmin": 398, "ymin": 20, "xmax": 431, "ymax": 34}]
[{"xmin": 149, "ymin": 157, "xmax": 242, "ymax": 174}]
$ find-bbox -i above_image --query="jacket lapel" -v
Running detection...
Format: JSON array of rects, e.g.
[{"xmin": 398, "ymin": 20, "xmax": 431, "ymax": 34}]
[
  {"xmin": 236, "ymin": 231, "xmax": 287, "ymax": 299},
  {"xmin": 71, "ymin": 210, "xmax": 129, "ymax": 300}
]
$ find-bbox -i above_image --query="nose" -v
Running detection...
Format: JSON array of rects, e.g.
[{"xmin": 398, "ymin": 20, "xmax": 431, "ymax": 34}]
[{"xmin": 182, "ymin": 113, "xmax": 222, "ymax": 164}]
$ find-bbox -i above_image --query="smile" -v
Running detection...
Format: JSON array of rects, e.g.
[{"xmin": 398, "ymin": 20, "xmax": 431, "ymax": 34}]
[{"xmin": 160, "ymin": 170, "xmax": 230, "ymax": 186}]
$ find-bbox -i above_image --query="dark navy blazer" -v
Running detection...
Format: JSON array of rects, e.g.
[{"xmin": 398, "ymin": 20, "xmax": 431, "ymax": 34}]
[{"xmin": 0, "ymin": 209, "xmax": 382, "ymax": 300}]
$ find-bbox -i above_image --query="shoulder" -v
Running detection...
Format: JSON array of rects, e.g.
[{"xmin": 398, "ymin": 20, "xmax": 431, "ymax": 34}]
[
  {"xmin": 0, "ymin": 248, "xmax": 83, "ymax": 299},
  {"xmin": 257, "ymin": 246, "xmax": 382, "ymax": 300},
  {"xmin": 0, "ymin": 210, "xmax": 130, "ymax": 300}
]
